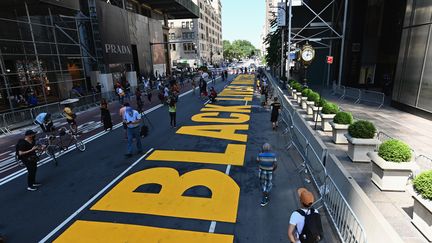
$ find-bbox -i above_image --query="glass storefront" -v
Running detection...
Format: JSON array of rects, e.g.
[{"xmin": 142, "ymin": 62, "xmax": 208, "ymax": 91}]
[{"xmin": 0, "ymin": 1, "xmax": 86, "ymax": 112}]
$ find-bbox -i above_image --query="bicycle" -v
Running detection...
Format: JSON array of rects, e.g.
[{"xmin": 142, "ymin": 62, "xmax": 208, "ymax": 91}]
[{"xmin": 37, "ymin": 127, "xmax": 86, "ymax": 165}]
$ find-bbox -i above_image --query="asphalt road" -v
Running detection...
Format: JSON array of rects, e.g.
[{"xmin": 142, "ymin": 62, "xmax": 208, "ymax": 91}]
[{"xmin": 0, "ymin": 74, "xmax": 338, "ymax": 243}]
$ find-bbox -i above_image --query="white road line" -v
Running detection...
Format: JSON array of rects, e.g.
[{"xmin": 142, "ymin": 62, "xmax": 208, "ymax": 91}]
[
  {"xmin": 208, "ymin": 221, "xmax": 217, "ymax": 233},
  {"xmin": 38, "ymin": 148, "xmax": 154, "ymax": 243},
  {"xmin": 0, "ymin": 151, "xmax": 12, "ymax": 157},
  {"xmin": 225, "ymin": 164, "xmax": 232, "ymax": 175}
]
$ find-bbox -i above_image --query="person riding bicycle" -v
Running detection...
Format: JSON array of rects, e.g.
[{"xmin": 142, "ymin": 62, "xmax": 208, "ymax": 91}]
[
  {"xmin": 63, "ymin": 104, "xmax": 77, "ymax": 133},
  {"xmin": 35, "ymin": 112, "xmax": 55, "ymax": 134}
]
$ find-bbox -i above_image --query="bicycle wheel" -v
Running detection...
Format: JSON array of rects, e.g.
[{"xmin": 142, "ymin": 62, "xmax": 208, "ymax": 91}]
[
  {"xmin": 75, "ymin": 139, "xmax": 86, "ymax": 152},
  {"xmin": 45, "ymin": 145, "xmax": 57, "ymax": 159}
]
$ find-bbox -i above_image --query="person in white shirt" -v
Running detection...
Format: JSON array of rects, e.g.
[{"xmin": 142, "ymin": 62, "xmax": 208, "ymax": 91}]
[
  {"xmin": 288, "ymin": 188, "xmax": 320, "ymax": 243},
  {"xmin": 123, "ymin": 107, "xmax": 142, "ymax": 157}
]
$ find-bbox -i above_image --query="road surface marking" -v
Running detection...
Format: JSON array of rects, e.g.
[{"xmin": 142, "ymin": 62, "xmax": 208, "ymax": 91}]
[{"xmin": 39, "ymin": 148, "xmax": 155, "ymax": 243}]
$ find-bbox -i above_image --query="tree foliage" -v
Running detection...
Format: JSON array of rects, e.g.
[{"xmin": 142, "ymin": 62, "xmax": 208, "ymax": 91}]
[
  {"xmin": 223, "ymin": 40, "xmax": 256, "ymax": 61},
  {"xmin": 264, "ymin": 18, "xmax": 282, "ymax": 70}
]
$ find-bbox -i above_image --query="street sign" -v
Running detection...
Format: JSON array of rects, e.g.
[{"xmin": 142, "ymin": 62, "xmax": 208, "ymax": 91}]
[
  {"xmin": 277, "ymin": 2, "xmax": 286, "ymax": 27},
  {"xmin": 327, "ymin": 56, "xmax": 334, "ymax": 64}
]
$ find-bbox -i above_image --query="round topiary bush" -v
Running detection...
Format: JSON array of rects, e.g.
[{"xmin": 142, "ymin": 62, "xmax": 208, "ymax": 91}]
[
  {"xmin": 321, "ymin": 102, "xmax": 339, "ymax": 114},
  {"xmin": 316, "ymin": 98, "xmax": 326, "ymax": 107},
  {"xmin": 348, "ymin": 120, "xmax": 376, "ymax": 139},
  {"xmin": 307, "ymin": 92, "xmax": 320, "ymax": 103},
  {"xmin": 413, "ymin": 170, "xmax": 432, "ymax": 200},
  {"xmin": 302, "ymin": 88, "xmax": 312, "ymax": 97},
  {"xmin": 333, "ymin": 111, "xmax": 353, "ymax": 125},
  {"xmin": 378, "ymin": 139, "xmax": 412, "ymax": 162},
  {"xmin": 292, "ymin": 82, "xmax": 303, "ymax": 92}
]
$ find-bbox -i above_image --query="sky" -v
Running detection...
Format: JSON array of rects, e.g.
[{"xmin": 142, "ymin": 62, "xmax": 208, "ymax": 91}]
[{"xmin": 222, "ymin": 0, "xmax": 265, "ymax": 49}]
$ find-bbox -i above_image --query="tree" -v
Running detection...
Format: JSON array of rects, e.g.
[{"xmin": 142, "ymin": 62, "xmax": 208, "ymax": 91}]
[
  {"xmin": 223, "ymin": 39, "xmax": 257, "ymax": 61},
  {"xmin": 264, "ymin": 18, "xmax": 282, "ymax": 73}
]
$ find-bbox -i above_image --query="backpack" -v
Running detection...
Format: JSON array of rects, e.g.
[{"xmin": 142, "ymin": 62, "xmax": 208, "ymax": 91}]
[{"xmin": 296, "ymin": 208, "xmax": 323, "ymax": 243}]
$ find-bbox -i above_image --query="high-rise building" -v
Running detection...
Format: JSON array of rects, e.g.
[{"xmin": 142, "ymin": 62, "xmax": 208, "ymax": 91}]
[
  {"xmin": 261, "ymin": 0, "xmax": 279, "ymax": 55},
  {"xmin": 168, "ymin": 0, "xmax": 223, "ymax": 68}
]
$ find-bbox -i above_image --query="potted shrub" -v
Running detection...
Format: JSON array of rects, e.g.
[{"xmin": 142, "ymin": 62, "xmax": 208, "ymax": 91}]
[
  {"xmin": 292, "ymin": 82, "xmax": 302, "ymax": 100},
  {"xmin": 313, "ymin": 99, "xmax": 325, "ymax": 122},
  {"xmin": 345, "ymin": 120, "xmax": 380, "ymax": 162},
  {"xmin": 306, "ymin": 92, "xmax": 320, "ymax": 115},
  {"xmin": 319, "ymin": 102, "xmax": 339, "ymax": 132},
  {"xmin": 300, "ymin": 88, "xmax": 312, "ymax": 110},
  {"xmin": 288, "ymin": 80, "xmax": 296, "ymax": 95},
  {"xmin": 367, "ymin": 139, "xmax": 413, "ymax": 191},
  {"xmin": 412, "ymin": 170, "xmax": 432, "ymax": 241},
  {"xmin": 330, "ymin": 111, "xmax": 353, "ymax": 144}
]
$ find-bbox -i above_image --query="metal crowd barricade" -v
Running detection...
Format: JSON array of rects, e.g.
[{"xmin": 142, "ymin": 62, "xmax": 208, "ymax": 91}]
[
  {"xmin": 335, "ymin": 85, "xmax": 346, "ymax": 99},
  {"xmin": 2, "ymin": 109, "xmax": 34, "ymax": 130},
  {"xmin": 359, "ymin": 90, "xmax": 385, "ymax": 109},
  {"xmin": 264, "ymin": 70, "xmax": 368, "ymax": 243},
  {"xmin": 341, "ymin": 87, "xmax": 361, "ymax": 103}
]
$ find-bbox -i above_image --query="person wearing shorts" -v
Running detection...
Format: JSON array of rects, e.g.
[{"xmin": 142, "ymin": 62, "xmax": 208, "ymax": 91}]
[{"xmin": 63, "ymin": 104, "xmax": 77, "ymax": 132}]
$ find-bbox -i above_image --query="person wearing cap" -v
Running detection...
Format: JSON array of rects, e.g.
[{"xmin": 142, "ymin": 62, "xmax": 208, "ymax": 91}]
[
  {"xmin": 123, "ymin": 106, "xmax": 143, "ymax": 157},
  {"xmin": 256, "ymin": 143, "xmax": 277, "ymax": 206},
  {"xmin": 16, "ymin": 130, "xmax": 41, "ymax": 191},
  {"xmin": 288, "ymin": 188, "xmax": 320, "ymax": 243}
]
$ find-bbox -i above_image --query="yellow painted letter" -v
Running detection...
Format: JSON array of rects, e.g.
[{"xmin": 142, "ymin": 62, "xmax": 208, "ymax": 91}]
[
  {"xmin": 176, "ymin": 124, "xmax": 248, "ymax": 142},
  {"xmin": 191, "ymin": 112, "xmax": 250, "ymax": 124},
  {"xmin": 91, "ymin": 168, "xmax": 240, "ymax": 222}
]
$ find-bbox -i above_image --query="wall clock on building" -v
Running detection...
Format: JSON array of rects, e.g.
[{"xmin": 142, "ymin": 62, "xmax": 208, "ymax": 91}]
[{"xmin": 300, "ymin": 43, "xmax": 315, "ymax": 65}]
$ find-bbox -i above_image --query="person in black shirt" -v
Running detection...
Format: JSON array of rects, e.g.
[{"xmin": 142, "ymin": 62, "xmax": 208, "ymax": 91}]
[
  {"xmin": 270, "ymin": 97, "xmax": 281, "ymax": 130},
  {"xmin": 16, "ymin": 130, "xmax": 41, "ymax": 191}
]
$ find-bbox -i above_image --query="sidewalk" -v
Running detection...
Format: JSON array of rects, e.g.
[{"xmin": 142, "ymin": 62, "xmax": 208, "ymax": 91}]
[{"xmin": 296, "ymin": 91, "xmax": 431, "ymax": 242}]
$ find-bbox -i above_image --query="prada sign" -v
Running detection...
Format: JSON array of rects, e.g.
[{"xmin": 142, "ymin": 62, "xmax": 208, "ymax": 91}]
[
  {"xmin": 105, "ymin": 44, "xmax": 132, "ymax": 55},
  {"xmin": 96, "ymin": 1, "xmax": 133, "ymax": 64},
  {"xmin": 40, "ymin": 0, "xmax": 80, "ymax": 10}
]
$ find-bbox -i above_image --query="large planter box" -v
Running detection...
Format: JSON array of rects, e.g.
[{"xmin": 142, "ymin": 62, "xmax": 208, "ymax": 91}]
[
  {"xmin": 301, "ymin": 97, "xmax": 308, "ymax": 110},
  {"xmin": 313, "ymin": 106, "xmax": 322, "ymax": 122},
  {"xmin": 330, "ymin": 122, "xmax": 349, "ymax": 144},
  {"xmin": 296, "ymin": 92, "xmax": 302, "ymax": 104},
  {"xmin": 320, "ymin": 113, "xmax": 336, "ymax": 132},
  {"xmin": 345, "ymin": 134, "xmax": 380, "ymax": 162},
  {"xmin": 306, "ymin": 101, "xmax": 315, "ymax": 115},
  {"xmin": 412, "ymin": 193, "xmax": 432, "ymax": 241},
  {"xmin": 292, "ymin": 89, "xmax": 298, "ymax": 99},
  {"xmin": 368, "ymin": 152, "xmax": 413, "ymax": 191}
]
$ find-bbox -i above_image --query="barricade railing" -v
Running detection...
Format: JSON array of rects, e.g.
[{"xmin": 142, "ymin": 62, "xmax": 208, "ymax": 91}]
[
  {"xmin": 2, "ymin": 109, "xmax": 34, "ymax": 130},
  {"xmin": 359, "ymin": 90, "xmax": 385, "ymax": 109},
  {"xmin": 265, "ymin": 70, "xmax": 367, "ymax": 243},
  {"xmin": 341, "ymin": 86, "xmax": 361, "ymax": 103}
]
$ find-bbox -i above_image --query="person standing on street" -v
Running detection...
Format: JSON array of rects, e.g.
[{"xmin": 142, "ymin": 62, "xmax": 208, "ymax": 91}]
[
  {"xmin": 270, "ymin": 97, "xmax": 281, "ymax": 130},
  {"xmin": 288, "ymin": 188, "xmax": 322, "ymax": 243},
  {"xmin": 135, "ymin": 87, "xmax": 143, "ymax": 113},
  {"xmin": 16, "ymin": 130, "xmax": 41, "ymax": 191},
  {"xmin": 120, "ymin": 102, "xmax": 129, "ymax": 139},
  {"xmin": 168, "ymin": 97, "xmax": 177, "ymax": 128},
  {"xmin": 100, "ymin": 99, "xmax": 112, "ymax": 131},
  {"xmin": 123, "ymin": 106, "xmax": 143, "ymax": 157},
  {"xmin": 257, "ymin": 143, "xmax": 277, "ymax": 206}
]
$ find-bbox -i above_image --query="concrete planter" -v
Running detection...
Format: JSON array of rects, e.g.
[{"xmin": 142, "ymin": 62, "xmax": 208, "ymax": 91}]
[
  {"xmin": 301, "ymin": 97, "xmax": 308, "ymax": 110},
  {"xmin": 296, "ymin": 92, "xmax": 302, "ymax": 104},
  {"xmin": 320, "ymin": 113, "xmax": 336, "ymax": 132},
  {"xmin": 312, "ymin": 106, "xmax": 322, "ymax": 122},
  {"xmin": 292, "ymin": 90, "xmax": 298, "ymax": 99},
  {"xmin": 330, "ymin": 122, "xmax": 349, "ymax": 144},
  {"xmin": 345, "ymin": 134, "xmax": 380, "ymax": 162},
  {"xmin": 412, "ymin": 193, "xmax": 432, "ymax": 241},
  {"xmin": 306, "ymin": 101, "xmax": 315, "ymax": 115},
  {"xmin": 368, "ymin": 152, "xmax": 413, "ymax": 191}
]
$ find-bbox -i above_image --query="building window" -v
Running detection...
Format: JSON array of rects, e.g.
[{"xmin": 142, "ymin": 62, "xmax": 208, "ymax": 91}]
[
  {"xmin": 172, "ymin": 44, "xmax": 176, "ymax": 51},
  {"xmin": 182, "ymin": 22, "xmax": 186, "ymax": 28},
  {"xmin": 190, "ymin": 21, "xmax": 194, "ymax": 29},
  {"xmin": 170, "ymin": 22, "xmax": 174, "ymax": 28}
]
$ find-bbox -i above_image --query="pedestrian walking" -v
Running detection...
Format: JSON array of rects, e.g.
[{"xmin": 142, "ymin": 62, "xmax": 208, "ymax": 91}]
[
  {"xmin": 270, "ymin": 97, "xmax": 281, "ymax": 130},
  {"xmin": 100, "ymin": 99, "xmax": 112, "ymax": 131},
  {"xmin": 125, "ymin": 81, "xmax": 131, "ymax": 101},
  {"xmin": 135, "ymin": 87, "xmax": 143, "ymax": 113},
  {"xmin": 257, "ymin": 143, "xmax": 277, "ymax": 206},
  {"xmin": 146, "ymin": 89, "xmax": 153, "ymax": 103},
  {"xmin": 16, "ymin": 130, "xmax": 41, "ymax": 191},
  {"xmin": 224, "ymin": 70, "xmax": 228, "ymax": 80},
  {"xmin": 288, "ymin": 188, "xmax": 323, "ymax": 243},
  {"xmin": 168, "ymin": 97, "xmax": 177, "ymax": 128},
  {"xmin": 116, "ymin": 84, "xmax": 125, "ymax": 104},
  {"xmin": 123, "ymin": 106, "xmax": 143, "ymax": 157},
  {"xmin": 120, "ymin": 103, "xmax": 129, "ymax": 139},
  {"xmin": 191, "ymin": 78, "xmax": 197, "ymax": 94},
  {"xmin": 199, "ymin": 77, "xmax": 207, "ymax": 99}
]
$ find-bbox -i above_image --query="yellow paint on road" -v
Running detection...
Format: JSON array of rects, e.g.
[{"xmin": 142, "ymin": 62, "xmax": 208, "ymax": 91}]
[
  {"xmin": 176, "ymin": 124, "xmax": 249, "ymax": 142},
  {"xmin": 201, "ymin": 104, "xmax": 251, "ymax": 113},
  {"xmin": 192, "ymin": 112, "xmax": 250, "ymax": 124},
  {"xmin": 147, "ymin": 144, "xmax": 246, "ymax": 166},
  {"xmin": 217, "ymin": 97, "xmax": 252, "ymax": 102},
  {"xmin": 55, "ymin": 220, "xmax": 233, "ymax": 243}
]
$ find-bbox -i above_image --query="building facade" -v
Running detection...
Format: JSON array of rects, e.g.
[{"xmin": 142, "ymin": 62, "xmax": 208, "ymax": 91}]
[
  {"xmin": 0, "ymin": 0, "xmax": 198, "ymax": 114},
  {"xmin": 261, "ymin": 0, "xmax": 279, "ymax": 55},
  {"xmin": 168, "ymin": 0, "xmax": 223, "ymax": 69}
]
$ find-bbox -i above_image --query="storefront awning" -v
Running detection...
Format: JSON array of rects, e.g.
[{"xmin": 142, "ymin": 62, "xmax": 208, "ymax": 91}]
[{"xmin": 139, "ymin": 0, "xmax": 199, "ymax": 19}]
